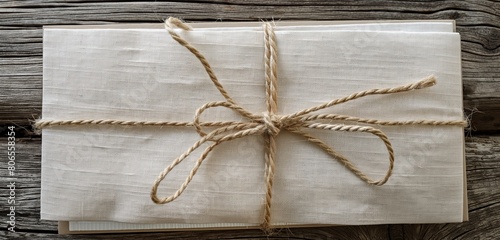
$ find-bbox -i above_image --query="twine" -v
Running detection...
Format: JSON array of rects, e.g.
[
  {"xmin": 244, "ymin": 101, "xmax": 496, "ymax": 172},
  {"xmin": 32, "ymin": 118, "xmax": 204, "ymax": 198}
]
[{"xmin": 34, "ymin": 17, "xmax": 467, "ymax": 232}]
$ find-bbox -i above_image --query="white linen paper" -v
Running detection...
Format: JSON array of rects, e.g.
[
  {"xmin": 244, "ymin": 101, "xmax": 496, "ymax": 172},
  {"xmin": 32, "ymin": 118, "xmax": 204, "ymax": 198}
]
[{"xmin": 41, "ymin": 21, "xmax": 465, "ymax": 228}]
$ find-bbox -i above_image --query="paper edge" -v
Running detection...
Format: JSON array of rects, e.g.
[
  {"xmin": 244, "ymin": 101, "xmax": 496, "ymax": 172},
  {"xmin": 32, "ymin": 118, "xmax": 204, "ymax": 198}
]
[
  {"xmin": 59, "ymin": 221, "xmax": 337, "ymax": 234},
  {"xmin": 460, "ymin": 39, "xmax": 469, "ymax": 222},
  {"xmin": 59, "ymin": 219, "xmax": 469, "ymax": 234}
]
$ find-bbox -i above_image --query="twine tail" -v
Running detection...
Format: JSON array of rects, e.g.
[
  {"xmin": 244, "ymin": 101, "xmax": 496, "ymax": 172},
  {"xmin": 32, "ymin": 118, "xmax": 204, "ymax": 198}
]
[{"xmin": 164, "ymin": 17, "xmax": 255, "ymax": 120}]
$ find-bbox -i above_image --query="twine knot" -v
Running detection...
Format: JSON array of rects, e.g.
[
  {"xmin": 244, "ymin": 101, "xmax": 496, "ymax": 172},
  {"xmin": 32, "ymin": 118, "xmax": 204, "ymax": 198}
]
[
  {"xmin": 262, "ymin": 112, "xmax": 282, "ymax": 136},
  {"xmin": 33, "ymin": 17, "xmax": 468, "ymax": 233}
]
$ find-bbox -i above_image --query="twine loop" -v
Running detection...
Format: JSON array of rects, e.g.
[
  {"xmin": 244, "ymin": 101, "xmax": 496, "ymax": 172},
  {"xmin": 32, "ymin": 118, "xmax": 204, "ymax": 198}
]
[{"xmin": 34, "ymin": 17, "xmax": 468, "ymax": 233}]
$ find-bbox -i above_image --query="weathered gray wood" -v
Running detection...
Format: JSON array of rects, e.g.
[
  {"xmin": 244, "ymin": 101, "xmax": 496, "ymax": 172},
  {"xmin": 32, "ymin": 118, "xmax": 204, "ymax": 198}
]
[
  {"xmin": 0, "ymin": 226, "xmax": 391, "ymax": 240},
  {"xmin": 1, "ymin": 0, "xmax": 500, "ymax": 239},
  {"xmin": 1, "ymin": 136, "xmax": 499, "ymax": 239},
  {"xmin": 0, "ymin": 0, "xmax": 499, "ymax": 131}
]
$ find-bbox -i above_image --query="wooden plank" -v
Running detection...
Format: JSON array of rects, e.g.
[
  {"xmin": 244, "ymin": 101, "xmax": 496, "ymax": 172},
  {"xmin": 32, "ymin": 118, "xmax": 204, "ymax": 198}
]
[
  {"xmin": 0, "ymin": 1, "xmax": 499, "ymax": 131},
  {"xmin": 1, "ymin": 0, "xmax": 500, "ymax": 239},
  {"xmin": 1, "ymin": 136, "xmax": 499, "ymax": 239},
  {"xmin": 0, "ymin": 226, "xmax": 391, "ymax": 240}
]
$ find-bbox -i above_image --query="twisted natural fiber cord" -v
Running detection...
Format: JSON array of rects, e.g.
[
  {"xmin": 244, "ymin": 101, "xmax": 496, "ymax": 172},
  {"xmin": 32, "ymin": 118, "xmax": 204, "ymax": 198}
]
[
  {"xmin": 261, "ymin": 22, "xmax": 279, "ymax": 232},
  {"xmin": 164, "ymin": 17, "xmax": 254, "ymax": 120},
  {"xmin": 34, "ymin": 17, "xmax": 468, "ymax": 233}
]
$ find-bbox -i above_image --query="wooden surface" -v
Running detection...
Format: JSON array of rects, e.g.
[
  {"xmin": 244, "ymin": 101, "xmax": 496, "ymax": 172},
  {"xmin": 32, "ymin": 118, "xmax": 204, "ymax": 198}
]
[{"xmin": 0, "ymin": 0, "xmax": 499, "ymax": 239}]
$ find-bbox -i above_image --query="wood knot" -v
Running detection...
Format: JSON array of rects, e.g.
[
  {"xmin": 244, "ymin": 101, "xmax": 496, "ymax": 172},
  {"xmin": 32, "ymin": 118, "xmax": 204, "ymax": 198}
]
[{"xmin": 262, "ymin": 112, "xmax": 281, "ymax": 136}]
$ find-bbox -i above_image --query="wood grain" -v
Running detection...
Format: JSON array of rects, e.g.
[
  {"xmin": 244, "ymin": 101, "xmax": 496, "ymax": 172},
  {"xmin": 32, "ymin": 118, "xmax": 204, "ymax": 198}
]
[
  {"xmin": 1, "ymin": 136, "xmax": 499, "ymax": 239},
  {"xmin": 0, "ymin": 0, "xmax": 499, "ymax": 131},
  {"xmin": 1, "ymin": 0, "xmax": 499, "ymax": 239}
]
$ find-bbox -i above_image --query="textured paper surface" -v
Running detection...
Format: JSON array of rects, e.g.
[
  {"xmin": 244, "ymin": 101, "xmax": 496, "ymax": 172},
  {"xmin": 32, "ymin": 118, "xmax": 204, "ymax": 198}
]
[{"xmin": 41, "ymin": 21, "xmax": 464, "ymax": 228}]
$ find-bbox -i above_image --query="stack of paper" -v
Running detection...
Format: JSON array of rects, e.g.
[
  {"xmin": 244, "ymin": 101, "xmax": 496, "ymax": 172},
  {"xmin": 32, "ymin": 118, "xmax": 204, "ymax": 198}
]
[{"xmin": 40, "ymin": 20, "xmax": 466, "ymax": 234}]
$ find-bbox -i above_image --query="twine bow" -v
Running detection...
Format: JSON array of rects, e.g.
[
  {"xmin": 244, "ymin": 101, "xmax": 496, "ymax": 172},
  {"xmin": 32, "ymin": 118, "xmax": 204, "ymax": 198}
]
[
  {"xmin": 34, "ymin": 17, "xmax": 467, "ymax": 232},
  {"xmin": 150, "ymin": 18, "xmax": 467, "ymax": 231}
]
